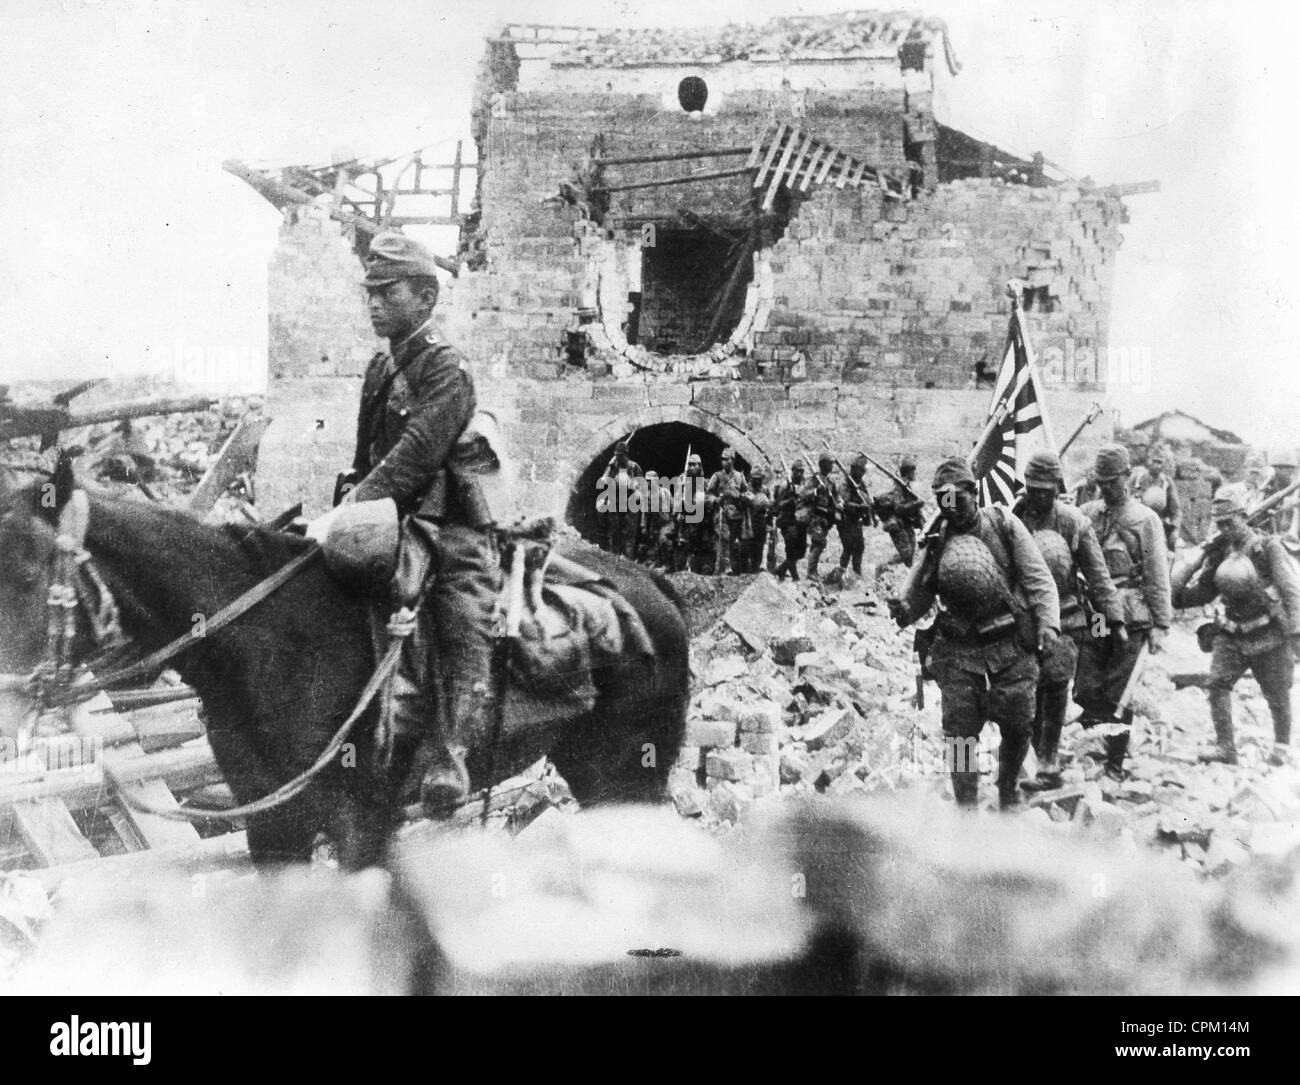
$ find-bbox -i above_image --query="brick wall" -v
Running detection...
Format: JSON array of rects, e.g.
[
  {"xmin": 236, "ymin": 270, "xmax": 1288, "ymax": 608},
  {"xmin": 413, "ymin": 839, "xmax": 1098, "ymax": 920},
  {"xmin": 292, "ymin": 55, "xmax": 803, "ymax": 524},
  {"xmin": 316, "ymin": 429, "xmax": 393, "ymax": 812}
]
[{"xmin": 268, "ymin": 203, "xmax": 376, "ymax": 380}]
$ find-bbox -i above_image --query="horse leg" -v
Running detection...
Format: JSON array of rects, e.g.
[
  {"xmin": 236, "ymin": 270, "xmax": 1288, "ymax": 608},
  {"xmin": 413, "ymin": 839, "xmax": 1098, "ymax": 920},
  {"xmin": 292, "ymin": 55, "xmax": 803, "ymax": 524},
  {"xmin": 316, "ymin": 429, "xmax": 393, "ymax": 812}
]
[
  {"xmin": 549, "ymin": 667, "xmax": 687, "ymax": 808},
  {"xmin": 330, "ymin": 794, "xmax": 396, "ymax": 872},
  {"xmin": 206, "ymin": 725, "xmax": 317, "ymax": 867}
]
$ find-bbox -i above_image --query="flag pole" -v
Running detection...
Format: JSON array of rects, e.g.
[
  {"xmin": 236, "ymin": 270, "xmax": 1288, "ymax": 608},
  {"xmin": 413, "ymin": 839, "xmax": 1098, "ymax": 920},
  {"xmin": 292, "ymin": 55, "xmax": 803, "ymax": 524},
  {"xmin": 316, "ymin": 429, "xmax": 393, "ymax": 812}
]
[{"xmin": 1006, "ymin": 279, "xmax": 1059, "ymax": 454}]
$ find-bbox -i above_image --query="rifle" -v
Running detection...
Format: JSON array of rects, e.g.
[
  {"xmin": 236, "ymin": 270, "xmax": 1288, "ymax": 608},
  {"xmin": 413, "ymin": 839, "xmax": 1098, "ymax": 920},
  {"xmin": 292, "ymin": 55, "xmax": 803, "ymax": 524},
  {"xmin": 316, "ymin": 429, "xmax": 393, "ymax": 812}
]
[
  {"xmin": 800, "ymin": 450, "xmax": 840, "ymax": 519},
  {"xmin": 1058, "ymin": 401, "xmax": 1104, "ymax": 459},
  {"xmin": 820, "ymin": 439, "xmax": 873, "ymax": 524},
  {"xmin": 858, "ymin": 450, "xmax": 920, "ymax": 503}
]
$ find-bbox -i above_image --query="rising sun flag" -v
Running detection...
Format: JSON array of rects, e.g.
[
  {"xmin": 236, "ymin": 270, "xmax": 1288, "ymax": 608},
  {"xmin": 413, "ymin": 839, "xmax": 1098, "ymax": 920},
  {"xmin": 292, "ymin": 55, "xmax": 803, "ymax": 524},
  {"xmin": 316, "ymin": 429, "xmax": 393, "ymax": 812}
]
[{"xmin": 969, "ymin": 290, "xmax": 1059, "ymax": 507}]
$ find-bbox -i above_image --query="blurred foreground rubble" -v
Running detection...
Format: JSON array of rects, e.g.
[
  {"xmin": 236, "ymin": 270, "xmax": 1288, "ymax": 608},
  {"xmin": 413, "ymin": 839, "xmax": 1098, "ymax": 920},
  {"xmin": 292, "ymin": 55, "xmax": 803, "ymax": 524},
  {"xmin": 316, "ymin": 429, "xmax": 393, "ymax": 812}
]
[{"xmin": 7, "ymin": 795, "xmax": 1298, "ymax": 994}]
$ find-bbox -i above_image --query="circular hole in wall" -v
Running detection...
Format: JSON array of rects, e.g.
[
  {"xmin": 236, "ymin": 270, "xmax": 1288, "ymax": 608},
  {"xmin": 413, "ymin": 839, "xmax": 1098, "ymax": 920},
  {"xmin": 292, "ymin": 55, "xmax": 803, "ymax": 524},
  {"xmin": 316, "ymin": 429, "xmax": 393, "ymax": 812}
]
[{"xmin": 677, "ymin": 76, "xmax": 708, "ymax": 113}]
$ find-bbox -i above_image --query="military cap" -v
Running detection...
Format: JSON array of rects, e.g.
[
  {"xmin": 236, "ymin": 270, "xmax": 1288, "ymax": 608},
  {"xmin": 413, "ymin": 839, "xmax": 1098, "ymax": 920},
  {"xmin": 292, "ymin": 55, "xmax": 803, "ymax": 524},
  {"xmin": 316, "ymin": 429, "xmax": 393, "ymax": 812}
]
[
  {"xmin": 751, "ymin": 464, "xmax": 767, "ymax": 477},
  {"xmin": 1024, "ymin": 449, "xmax": 1063, "ymax": 488},
  {"xmin": 686, "ymin": 453, "xmax": 702, "ymax": 465},
  {"xmin": 1271, "ymin": 449, "xmax": 1298, "ymax": 469},
  {"xmin": 363, "ymin": 232, "xmax": 442, "ymax": 285},
  {"xmin": 791, "ymin": 462, "xmax": 806, "ymax": 475},
  {"xmin": 851, "ymin": 454, "xmax": 868, "ymax": 470},
  {"xmin": 613, "ymin": 440, "xmax": 629, "ymax": 454},
  {"xmin": 931, "ymin": 457, "xmax": 976, "ymax": 492},
  {"xmin": 818, "ymin": 452, "xmax": 835, "ymax": 467},
  {"xmin": 720, "ymin": 447, "xmax": 735, "ymax": 460},
  {"xmin": 1092, "ymin": 443, "xmax": 1131, "ymax": 481},
  {"xmin": 1211, "ymin": 485, "xmax": 1248, "ymax": 520},
  {"xmin": 899, "ymin": 454, "xmax": 917, "ymax": 471}
]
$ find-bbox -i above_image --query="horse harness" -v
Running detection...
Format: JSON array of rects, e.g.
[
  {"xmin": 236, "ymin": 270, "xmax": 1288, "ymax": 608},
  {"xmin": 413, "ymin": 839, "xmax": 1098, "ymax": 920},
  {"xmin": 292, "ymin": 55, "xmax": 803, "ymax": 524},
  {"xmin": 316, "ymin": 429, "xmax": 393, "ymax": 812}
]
[{"xmin": 0, "ymin": 489, "xmax": 410, "ymax": 824}]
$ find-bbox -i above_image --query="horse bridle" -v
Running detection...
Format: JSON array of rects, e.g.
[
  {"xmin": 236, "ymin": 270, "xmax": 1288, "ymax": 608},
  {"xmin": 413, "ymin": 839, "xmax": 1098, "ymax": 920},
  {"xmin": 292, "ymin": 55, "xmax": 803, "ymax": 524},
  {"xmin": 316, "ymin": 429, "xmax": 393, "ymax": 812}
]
[
  {"xmin": 0, "ymin": 488, "xmax": 320, "ymax": 712},
  {"xmin": 0, "ymin": 490, "xmax": 127, "ymax": 708}
]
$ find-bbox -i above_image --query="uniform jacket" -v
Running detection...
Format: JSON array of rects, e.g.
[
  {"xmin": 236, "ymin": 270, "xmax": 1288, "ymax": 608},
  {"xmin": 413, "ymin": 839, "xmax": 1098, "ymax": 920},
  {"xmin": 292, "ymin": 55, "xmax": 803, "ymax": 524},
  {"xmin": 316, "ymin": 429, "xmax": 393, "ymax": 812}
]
[
  {"xmin": 897, "ymin": 504, "xmax": 1061, "ymax": 637},
  {"xmin": 1015, "ymin": 498, "xmax": 1123, "ymax": 630},
  {"xmin": 1180, "ymin": 529, "xmax": 1300, "ymax": 643},
  {"xmin": 837, "ymin": 474, "xmax": 873, "ymax": 526},
  {"xmin": 773, "ymin": 479, "xmax": 804, "ymax": 527},
  {"xmin": 877, "ymin": 480, "xmax": 925, "ymax": 529},
  {"xmin": 801, "ymin": 471, "xmax": 840, "ymax": 522},
  {"xmin": 352, "ymin": 321, "xmax": 475, "ymax": 512},
  {"xmin": 706, "ymin": 468, "xmax": 748, "ymax": 519},
  {"xmin": 1080, "ymin": 495, "xmax": 1173, "ymax": 629}
]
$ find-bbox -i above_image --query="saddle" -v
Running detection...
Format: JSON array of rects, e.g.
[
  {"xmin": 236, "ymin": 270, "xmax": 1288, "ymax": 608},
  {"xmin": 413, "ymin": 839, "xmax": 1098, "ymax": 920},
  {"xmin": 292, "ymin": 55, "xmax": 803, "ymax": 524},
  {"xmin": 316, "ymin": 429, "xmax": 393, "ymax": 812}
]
[{"xmin": 317, "ymin": 502, "xmax": 655, "ymax": 737}]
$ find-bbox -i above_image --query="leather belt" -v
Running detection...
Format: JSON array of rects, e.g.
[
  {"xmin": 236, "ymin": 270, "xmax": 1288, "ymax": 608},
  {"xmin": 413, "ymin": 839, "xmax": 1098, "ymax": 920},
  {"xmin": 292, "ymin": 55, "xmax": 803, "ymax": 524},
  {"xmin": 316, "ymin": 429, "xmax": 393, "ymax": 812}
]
[{"xmin": 1216, "ymin": 613, "xmax": 1272, "ymax": 635}]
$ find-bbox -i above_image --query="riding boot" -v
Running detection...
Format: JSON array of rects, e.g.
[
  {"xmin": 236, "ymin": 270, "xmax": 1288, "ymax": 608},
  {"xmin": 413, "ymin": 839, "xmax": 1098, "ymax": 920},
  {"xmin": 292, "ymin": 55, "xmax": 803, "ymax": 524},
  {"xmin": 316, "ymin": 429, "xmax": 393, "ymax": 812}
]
[
  {"xmin": 997, "ymin": 727, "xmax": 1030, "ymax": 810},
  {"xmin": 421, "ymin": 681, "xmax": 480, "ymax": 816},
  {"xmin": 806, "ymin": 544, "xmax": 824, "ymax": 580},
  {"xmin": 951, "ymin": 771, "xmax": 980, "ymax": 807},
  {"xmin": 851, "ymin": 557, "xmax": 863, "ymax": 576},
  {"xmin": 1199, "ymin": 689, "xmax": 1238, "ymax": 765}
]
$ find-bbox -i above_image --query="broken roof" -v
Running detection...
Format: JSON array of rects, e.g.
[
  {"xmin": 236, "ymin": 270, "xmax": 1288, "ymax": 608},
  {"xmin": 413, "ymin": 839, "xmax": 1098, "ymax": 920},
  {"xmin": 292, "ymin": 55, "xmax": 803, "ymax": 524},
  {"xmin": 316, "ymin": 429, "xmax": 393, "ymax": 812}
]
[
  {"xmin": 1132, "ymin": 410, "xmax": 1244, "ymax": 446},
  {"xmin": 541, "ymin": 11, "xmax": 960, "ymax": 74}
]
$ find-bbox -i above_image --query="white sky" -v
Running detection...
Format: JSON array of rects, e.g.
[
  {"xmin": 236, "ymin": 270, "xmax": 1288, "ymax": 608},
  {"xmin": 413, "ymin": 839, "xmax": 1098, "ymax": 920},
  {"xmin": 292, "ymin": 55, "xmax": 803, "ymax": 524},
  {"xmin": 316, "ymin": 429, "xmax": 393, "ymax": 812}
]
[{"xmin": 1, "ymin": 0, "xmax": 1297, "ymax": 444}]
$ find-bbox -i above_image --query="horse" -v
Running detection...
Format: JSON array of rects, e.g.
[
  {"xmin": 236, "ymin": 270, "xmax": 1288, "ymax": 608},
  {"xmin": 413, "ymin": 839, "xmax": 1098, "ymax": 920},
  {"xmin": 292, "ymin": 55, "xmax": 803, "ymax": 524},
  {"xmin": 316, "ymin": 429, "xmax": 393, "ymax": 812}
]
[{"xmin": 0, "ymin": 467, "xmax": 691, "ymax": 871}]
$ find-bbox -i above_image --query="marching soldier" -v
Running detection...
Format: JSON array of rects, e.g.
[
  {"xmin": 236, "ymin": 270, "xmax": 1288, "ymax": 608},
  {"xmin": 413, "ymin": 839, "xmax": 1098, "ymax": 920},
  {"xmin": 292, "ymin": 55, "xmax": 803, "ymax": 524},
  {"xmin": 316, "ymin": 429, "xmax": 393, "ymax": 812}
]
[
  {"xmin": 803, "ymin": 453, "xmax": 841, "ymax": 581},
  {"xmin": 673, "ymin": 452, "xmax": 710, "ymax": 573},
  {"xmin": 340, "ymin": 232, "xmax": 497, "ymax": 812},
  {"xmin": 1259, "ymin": 449, "xmax": 1298, "ymax": 536},
  {"xmin": 741, "ymin": 466, "xmax": 773, "ymax": 573},
  {"xmin": 830, "ymin": 455, "xmax": 875, "ymax": 581},
  {"xmin": 1176, "ymin": 485, "xmax": 1300, "ymax": 767},
  {"xmin": 888, "ymin": 458, "xmax": 1060, "ymax": 809},
  {"xmin": 774, "ymin": 462, "xmax": 809, "ymax": 581},
  {"xmin": 637, "ymin": 470, "xmax": 669, "ymax": 566},
  {"xmin": 1129, "ymin": 445, "xmax": 1182, "ymax": 550},
  {"xmin": 1015, "ymin": 451, "xmax": 1125, "ymax": 790},
  {"xmin": 1074, "ymin": 443, "xmax": 1173, "ymax": 781},
  {"xmin": 875, "ymin": 453, "xmax": 925, "ymax": 565},
  {"xmin": 706, "ymin": 447, "xmax": 749, "ymax": 575},
  {"xmin": 599, "ymin": 440, "xmax": 643, "ymax": 558},
  {"xmin": 1243, "ymin": 452, "xmax": 1268, "ymax": 508}
]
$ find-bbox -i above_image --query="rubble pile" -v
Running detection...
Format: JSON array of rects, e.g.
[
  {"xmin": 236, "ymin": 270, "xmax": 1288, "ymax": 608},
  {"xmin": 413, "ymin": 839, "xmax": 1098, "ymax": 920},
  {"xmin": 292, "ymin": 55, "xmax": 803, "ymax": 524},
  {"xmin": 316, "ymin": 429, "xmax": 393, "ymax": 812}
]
[
  {"xmin": 672, "ymin": 570, "xmax": 1300, "ymax": 882},
  {"xmin": 78, "ymin": 396, "xmax": 265, "ymax": 505}
]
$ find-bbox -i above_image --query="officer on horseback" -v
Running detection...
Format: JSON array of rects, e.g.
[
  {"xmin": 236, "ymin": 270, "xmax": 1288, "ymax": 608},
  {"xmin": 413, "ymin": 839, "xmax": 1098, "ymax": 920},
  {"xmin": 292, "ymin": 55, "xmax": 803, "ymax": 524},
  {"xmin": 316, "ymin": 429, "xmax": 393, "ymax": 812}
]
[{"xmin": 341, "ymin": 232, "xmax": 498, "ymax": 813}]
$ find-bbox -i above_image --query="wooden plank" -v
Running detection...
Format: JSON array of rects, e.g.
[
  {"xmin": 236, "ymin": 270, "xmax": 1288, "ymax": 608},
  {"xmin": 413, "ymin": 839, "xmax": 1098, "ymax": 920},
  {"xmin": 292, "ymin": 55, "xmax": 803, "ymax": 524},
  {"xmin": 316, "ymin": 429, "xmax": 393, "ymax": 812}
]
[
  {"xmin": 744, "ymin": 125, "xmax": 770, "ymax": 170},
  {"xmin": 0, "ymin": 743, "xmax": 218, "ymax": 811},
  {"xmin": 762, "ymin": 126, "xmax": 801, "ymax": 211},
  {"xmin": 753, "ymin": 122, "xmax": 787, "ymax": 189},
  {"xmin": 783, "ymin": 133, "xmax": 814, "ymax": 193},
  {"xmin": 11, "ymin": 800, "xmax": 98, "ymax": 866},
  {"xmin": 597, "ymin": 146, "xmax": 753, "ymax": 166},
  {"xmin": 814, "ymin": 148, "xmax": 839, "ymax": 186},
  {"xmin": 34, "ymin": 830, "xmax": 251, "ymax": 892},
  {"xmin": 111, "ymin": 772, "xmax": 202, "ymax": 850},
  {"xmin": 835, "ymin": 155, "xmax": 854, "ymax": 188},
  {"xmin": 594, "ymin": 167, "xmax": 752, "ymax": 194},
  {"xmin": 799, "ymin": 145, "xmax": 825, "ymax": 190},
  {"xmin": 187, "ymin": 414, "xmax": 271, "ymax": 515}
]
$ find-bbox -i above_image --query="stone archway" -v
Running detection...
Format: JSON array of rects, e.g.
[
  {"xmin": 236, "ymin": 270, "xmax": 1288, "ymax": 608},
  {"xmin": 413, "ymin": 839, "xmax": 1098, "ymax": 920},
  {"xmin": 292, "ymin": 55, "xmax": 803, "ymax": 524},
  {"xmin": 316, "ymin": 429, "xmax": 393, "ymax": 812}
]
[{"xmin": 559, "ymin": 405, "xmax": 773, "ymax": 542}]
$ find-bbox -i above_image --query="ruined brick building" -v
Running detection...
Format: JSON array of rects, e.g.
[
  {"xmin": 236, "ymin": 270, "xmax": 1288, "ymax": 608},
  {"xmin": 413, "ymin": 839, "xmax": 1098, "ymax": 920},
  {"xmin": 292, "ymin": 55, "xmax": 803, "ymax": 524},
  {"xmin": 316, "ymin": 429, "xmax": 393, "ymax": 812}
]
[{"xmin": 256, "ymin": 12, "xmax": 1130, "ymax": 529}]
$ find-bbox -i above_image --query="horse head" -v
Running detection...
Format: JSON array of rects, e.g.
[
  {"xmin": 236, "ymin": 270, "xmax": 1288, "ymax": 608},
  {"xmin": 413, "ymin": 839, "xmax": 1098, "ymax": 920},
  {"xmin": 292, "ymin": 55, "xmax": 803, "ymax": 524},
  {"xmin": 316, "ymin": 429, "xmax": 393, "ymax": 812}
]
[{"xmin": 0, "ymin": 456, "xmax": 123, "ymax": 710}]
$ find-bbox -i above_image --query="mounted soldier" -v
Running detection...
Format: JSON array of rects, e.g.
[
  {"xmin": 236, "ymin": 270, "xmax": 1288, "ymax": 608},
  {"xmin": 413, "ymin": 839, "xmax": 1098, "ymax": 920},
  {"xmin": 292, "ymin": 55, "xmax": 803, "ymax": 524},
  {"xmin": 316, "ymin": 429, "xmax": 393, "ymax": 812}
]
[
  {"xmin": 888, "ymin": 458, "xmax": 1060, "ymax": 809},
  {"xmin": 1074, "ymin": 443, "xmax": 1172, "ymax": 781},
  {"xmin": 1015, "ymin": 450, "xmax": 1124, "ymax": 791},
  {"xmin": 333, "ymin": 232, "xmax": 498, "ymax": 813},
  {"xmin": 802, "ymin": 453, "xmax": 841, "ymax": 581},
  {"xmin": 773, "ymin": 462, "xmax": 808, "ymax": 581},
  {"xmin": 1175, "ymin": 485, "xmax": 1300, "ymax": 767}
]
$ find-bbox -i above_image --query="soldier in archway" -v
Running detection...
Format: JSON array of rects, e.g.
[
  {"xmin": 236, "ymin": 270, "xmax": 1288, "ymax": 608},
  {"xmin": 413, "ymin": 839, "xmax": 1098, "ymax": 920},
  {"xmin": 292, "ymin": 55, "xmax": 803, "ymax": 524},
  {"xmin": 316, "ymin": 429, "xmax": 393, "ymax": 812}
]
[{"xmin": 598, "ymin": 439, "xmax": 642, "ymax": 558}]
